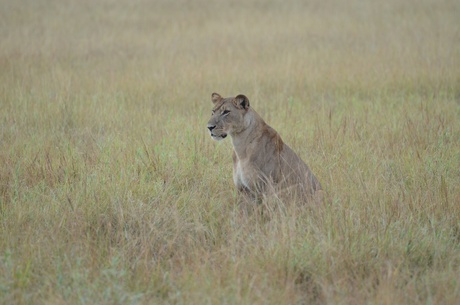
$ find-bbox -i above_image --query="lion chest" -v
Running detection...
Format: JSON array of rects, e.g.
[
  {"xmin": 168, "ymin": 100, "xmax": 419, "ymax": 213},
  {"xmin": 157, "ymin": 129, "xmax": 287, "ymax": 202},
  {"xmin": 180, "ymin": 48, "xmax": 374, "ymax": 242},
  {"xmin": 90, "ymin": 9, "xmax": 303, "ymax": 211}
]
[
  {"xmin": 233, "ymin": 160, "xmax": 247, "ymax": 189},
  {"xmin": 233, "ymin": 159, "xmax": 254, "ymax": 191}
]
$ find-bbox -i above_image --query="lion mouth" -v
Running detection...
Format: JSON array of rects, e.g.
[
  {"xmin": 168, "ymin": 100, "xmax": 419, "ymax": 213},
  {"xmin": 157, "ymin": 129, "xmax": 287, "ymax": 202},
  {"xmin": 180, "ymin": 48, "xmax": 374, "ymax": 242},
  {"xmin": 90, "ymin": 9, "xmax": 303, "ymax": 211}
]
[{"xmin": 211, "ymin": 133, "xmax": 227, "ymax": 140}]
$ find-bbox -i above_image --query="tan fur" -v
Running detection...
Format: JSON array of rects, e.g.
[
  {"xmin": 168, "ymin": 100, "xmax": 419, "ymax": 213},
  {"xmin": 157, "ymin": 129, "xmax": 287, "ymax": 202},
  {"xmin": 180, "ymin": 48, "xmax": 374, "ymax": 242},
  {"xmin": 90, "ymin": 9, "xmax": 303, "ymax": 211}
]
[{"xmin": 207, "ymin": 93, "xmax": 322, "ymax": 204}]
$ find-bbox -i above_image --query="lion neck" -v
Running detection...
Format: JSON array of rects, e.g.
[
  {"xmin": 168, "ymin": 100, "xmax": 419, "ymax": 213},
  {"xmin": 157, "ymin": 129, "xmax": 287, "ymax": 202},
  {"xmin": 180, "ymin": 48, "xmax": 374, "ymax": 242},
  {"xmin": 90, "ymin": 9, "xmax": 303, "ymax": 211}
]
[{"xmin": 230, "ymin": 109, "xmax": 266, "ymax": 160}]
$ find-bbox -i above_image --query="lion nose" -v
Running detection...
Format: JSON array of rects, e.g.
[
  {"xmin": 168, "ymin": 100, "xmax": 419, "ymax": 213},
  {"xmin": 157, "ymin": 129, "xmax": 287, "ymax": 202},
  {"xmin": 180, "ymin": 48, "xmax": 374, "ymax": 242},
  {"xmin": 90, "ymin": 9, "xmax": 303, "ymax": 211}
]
[{"xmin": 207, "ymin": 125, "xmax": 216, "ymax": 132}]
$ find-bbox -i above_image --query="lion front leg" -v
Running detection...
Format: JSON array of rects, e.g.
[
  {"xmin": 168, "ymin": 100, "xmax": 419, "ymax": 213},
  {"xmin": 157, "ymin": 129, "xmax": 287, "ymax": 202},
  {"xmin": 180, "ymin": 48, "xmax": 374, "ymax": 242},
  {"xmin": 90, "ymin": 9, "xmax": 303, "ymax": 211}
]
[{"xmin": 235, "ymin": 186, "xmax": 254, "ymax": 215}]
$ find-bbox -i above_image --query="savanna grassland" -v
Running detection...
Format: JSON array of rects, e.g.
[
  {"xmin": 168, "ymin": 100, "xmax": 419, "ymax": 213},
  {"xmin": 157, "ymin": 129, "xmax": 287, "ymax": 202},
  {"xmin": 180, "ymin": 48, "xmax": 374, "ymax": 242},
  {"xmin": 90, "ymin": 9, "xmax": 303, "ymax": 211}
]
[{"xmin": 1, "ymin": 0, "xmax": 459, "ymax": 304}]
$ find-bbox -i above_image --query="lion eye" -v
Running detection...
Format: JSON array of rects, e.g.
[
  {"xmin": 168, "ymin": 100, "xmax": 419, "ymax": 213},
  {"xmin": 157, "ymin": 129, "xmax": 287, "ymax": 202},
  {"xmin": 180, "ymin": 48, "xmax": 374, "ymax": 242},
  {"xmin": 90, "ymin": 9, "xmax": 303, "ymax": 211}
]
[{"xmin": 222, "ymin": 110, "xmax": 230, "ymax": 116}]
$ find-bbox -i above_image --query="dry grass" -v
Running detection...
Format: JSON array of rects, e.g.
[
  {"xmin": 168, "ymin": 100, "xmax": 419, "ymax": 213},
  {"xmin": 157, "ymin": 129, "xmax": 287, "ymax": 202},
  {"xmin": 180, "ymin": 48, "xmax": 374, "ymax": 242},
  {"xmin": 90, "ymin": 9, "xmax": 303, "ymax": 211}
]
[{"xmin": 1, "ymin": 0, "xmax": 459, "ymax": 304}]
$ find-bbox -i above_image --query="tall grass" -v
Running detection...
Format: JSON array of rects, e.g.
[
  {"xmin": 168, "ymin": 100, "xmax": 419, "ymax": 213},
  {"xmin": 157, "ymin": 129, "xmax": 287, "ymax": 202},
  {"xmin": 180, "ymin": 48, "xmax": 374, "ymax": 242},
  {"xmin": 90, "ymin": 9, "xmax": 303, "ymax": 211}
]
[{"xmin": 1, "ymin": 0, "xmax": 459, "ymax": 304}]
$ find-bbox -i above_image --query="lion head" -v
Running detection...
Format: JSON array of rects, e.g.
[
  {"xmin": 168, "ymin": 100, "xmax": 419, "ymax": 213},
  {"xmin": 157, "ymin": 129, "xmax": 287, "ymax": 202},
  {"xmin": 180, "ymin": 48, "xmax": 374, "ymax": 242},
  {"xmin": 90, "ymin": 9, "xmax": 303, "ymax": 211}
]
[{"xmin": 207, "ymin": 93, "xmax": 250, "ymax": 141}]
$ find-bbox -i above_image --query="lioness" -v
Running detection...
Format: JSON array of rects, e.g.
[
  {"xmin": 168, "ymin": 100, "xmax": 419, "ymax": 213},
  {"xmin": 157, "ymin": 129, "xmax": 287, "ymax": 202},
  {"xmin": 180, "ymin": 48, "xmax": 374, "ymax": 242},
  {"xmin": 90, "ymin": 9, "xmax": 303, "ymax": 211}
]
[{"xmin": 207, "ymin": 93, "xmax": 322, "ymax": 204}]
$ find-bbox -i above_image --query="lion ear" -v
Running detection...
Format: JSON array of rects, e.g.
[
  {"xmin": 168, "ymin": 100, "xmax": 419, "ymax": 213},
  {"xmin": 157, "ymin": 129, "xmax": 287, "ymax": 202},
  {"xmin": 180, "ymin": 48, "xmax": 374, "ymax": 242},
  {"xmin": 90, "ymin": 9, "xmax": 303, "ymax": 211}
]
[
  {"xmin": 211, "ymin": 93, "xmax": 222, "ymax": 104},
  {"xmin": 234, "ymin": 94, "xmax": 250, "ymax": 110}
]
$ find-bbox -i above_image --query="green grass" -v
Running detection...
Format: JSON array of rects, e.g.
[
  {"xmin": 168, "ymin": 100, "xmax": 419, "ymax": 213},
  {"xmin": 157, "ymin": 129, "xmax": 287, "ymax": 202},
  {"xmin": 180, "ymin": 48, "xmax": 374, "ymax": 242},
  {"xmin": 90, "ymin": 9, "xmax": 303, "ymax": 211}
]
[{"xmin": 1, "ymin": 0, "xmax": 459, "ymax": 304}]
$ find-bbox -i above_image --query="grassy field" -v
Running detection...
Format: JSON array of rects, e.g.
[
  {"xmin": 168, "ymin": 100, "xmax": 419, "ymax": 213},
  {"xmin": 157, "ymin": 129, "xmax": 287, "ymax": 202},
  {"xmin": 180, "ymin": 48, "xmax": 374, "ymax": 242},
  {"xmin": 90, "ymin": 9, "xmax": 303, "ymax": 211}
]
[{"xmin": 1, "ymin": 0, "xmax": 459, "ymax": 304}]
